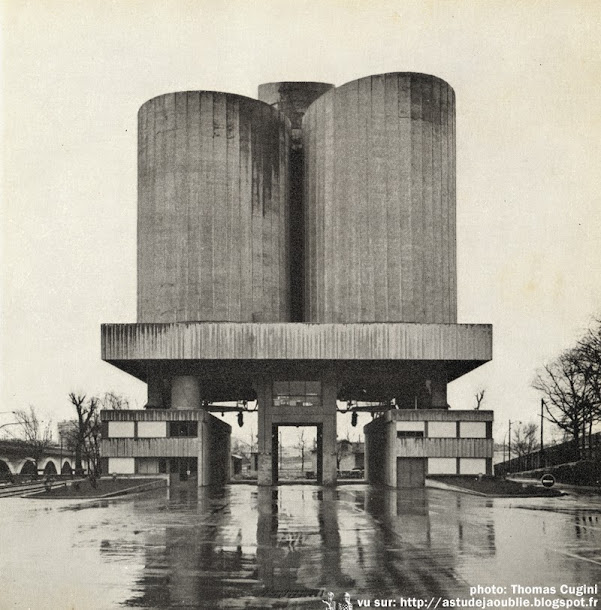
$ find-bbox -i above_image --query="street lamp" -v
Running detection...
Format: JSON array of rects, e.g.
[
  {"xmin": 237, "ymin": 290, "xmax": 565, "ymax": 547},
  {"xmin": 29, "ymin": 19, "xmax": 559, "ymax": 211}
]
[
  {"xmin": 0, "ymin": 412, "xmax": 18, "ymax": 434},
  {"xmin": 508, "ymin": 419, "xmax": 522, "ymax": 473}
]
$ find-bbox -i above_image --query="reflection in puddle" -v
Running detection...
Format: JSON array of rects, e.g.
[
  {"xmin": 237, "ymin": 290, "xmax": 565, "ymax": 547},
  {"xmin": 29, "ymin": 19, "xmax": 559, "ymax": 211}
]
[{"xmin": 0, "ymin": 485, "xmax": 599, "ymax": 608}]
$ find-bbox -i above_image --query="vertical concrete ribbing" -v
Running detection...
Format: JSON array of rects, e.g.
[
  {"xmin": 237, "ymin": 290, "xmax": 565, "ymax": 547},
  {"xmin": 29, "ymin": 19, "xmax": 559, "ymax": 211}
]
[
  {"xmin": 137, "ymin": 92, "xmax": 291, "ymax": 323},
  {"xmin": 303, "ymin": 72, "xmax": 457, "ymax": 324}
]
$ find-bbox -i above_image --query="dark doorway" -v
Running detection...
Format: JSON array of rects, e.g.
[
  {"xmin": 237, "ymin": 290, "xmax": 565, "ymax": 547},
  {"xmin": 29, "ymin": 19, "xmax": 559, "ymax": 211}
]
[
  {"xmin": 272, "ymin": 425, "xmax": 322, "ymax": 484},
  {"xmin": 169, "ymin": 457, "xmax": 198, "ymax": 484},
  {"xmin": 396, "ymin": 458, "xmax": 426, "ymax": 488}
]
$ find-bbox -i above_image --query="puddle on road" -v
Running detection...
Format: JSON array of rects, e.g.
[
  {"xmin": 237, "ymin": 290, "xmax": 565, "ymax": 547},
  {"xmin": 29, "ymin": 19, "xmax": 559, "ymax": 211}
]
[{"xmin": 0, "ymin": 485, "xmax": 600, "ymax": 608}]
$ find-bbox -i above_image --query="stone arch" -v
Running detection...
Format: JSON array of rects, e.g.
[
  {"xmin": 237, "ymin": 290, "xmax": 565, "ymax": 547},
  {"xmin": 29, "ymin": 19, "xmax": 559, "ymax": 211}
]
[
  {"xmin": 0, "ymin": 460, "xmax": 12, "ymax": 479},
  {"xmin": 39, "ymin": 457, "xmax": 60, "ymax": 474},
  {"xmin": 19, "ymin": 460, "xmax": 37, "ymax": 476},
  {"xmin": 61, "ymin": 460, "xmax": 72, "ymax": 474},
  {"xmin": 43, "ymin": 461, "xmax": 57, "ymax": 475}
]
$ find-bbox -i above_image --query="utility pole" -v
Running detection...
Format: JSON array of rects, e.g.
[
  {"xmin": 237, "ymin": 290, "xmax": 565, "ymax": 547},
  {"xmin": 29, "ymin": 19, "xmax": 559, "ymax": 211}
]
[
  {"xmin": 508, "ymin": 419, "xmax": 522, "ymax": 474},
  {"xmin": 540, "ymin": 398, "xmax": 545, "ymax": 468}
]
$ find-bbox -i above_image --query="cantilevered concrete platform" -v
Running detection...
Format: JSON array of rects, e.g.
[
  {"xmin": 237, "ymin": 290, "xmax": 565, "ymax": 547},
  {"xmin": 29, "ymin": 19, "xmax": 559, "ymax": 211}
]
[{"xmin": 102, "ymin": 321, "xmax": 492, "ymax": 382}]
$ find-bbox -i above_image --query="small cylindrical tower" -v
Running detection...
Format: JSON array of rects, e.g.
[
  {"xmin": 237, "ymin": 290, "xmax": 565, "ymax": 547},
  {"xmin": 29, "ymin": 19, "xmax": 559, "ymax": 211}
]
[
  {"xmin": 137, "ymin": 91, "xmax": 291, "ymax": 323},
  {"xmin": 303, "ymin": 72, "xmax": 457, "ymax": 324}
]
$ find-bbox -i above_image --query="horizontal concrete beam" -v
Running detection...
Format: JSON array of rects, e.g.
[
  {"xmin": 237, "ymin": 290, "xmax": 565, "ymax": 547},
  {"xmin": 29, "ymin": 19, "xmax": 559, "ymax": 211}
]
[{"xmin": 102, "ymin": 322, "xmax": 492, "ymax": 363}]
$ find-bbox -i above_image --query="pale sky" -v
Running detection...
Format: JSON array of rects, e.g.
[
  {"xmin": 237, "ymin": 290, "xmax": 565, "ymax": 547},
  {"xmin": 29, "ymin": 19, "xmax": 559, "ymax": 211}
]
[{"xmin": 2, "ymin": 0, "xmax": 600, "ymax": 445}]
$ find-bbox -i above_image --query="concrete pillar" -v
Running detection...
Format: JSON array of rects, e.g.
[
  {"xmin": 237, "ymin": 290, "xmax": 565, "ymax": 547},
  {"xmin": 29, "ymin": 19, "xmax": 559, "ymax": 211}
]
[
  {"xmin": 430, "ymin": 368, "xmax": 448, "ymax": 408},
  {"xmin": 171, "ymin": 376, "xmax": 200, "ymax": 410},
  {"xmin": 321, "ymin": 378, "xmax": 338, "ymax": 486},
  {"xmin": 255, "ymin": 378, "xmax": 274, "ymax": 486},
  {"xmin": 146, "ymin": 365, "xmax": 163, "ymax": 408},
  {"xmin": 386, "ymin": 414, "xmax": 396, "ymax": 487},
  {"xmin": 198, "ymin": 412, "xmax": 210, "ymax": 486}
]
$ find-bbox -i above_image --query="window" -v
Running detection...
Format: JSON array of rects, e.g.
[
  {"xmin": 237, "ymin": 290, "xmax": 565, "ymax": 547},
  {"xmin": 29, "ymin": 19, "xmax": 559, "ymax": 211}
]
[
  {"xmin": 273, "ymin": 381, "xmax": 321, "ymax": 407},
  {"xmin": 168, "ymin": 421, "xmax": 198, "ymax": 437},
  {"xmin": 397, "ymin": 430, "xmax": 424, "ymax": 438}
]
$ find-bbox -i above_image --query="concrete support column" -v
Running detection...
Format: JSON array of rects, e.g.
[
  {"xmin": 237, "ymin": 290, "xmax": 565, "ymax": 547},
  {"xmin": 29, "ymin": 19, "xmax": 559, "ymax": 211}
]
[
  {"xmin": 430, "ymin": 368, "xmax": 448, "ymax": 409},
  {"xmin": 198, "ymin": 412, "xmax": 210, "ymax": 486},
  {"xmin": 146, "ymin": 365, "xmax": 163, "ymax": 408},
  {"xmin": 171, "ymin": 376, "xmax": 200, "ymax": 410},
  {"xmin": 321, "ymin": 377, "xmax": 338, "ymax": 486},
  {"xmin": 255, "ymin": 378, "xmax": 274, "ymax": 486},
  {"xmin": 386, "ymin": 413, "xmax": 396, "ymax": 487}
]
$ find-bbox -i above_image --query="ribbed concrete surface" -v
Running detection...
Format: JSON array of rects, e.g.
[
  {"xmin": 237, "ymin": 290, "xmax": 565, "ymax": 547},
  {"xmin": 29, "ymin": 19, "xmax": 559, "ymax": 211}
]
[
  {"xmin": 101, "ymin": 322, "xmax": 492, "ymax": 362},
  {"xmin": 303, "ymin": 73, "xmax": 457, "ymax": 323},
  {"xmin": 138, "ymin": 92, "xmax": 291, "ymax": 323}
]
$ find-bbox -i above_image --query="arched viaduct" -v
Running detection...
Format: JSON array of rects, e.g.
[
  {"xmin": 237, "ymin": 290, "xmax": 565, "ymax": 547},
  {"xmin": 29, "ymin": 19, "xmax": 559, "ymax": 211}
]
[{"xmin": 0, "ymin": 440, "xmax": 74, "ymax": 477}]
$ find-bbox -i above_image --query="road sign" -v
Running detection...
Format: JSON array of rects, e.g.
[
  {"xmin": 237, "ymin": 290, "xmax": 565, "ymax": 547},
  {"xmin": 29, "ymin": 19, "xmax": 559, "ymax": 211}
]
[{"xmin": 541, "ymin": 474, "xmax": 555, "ymax": 488}]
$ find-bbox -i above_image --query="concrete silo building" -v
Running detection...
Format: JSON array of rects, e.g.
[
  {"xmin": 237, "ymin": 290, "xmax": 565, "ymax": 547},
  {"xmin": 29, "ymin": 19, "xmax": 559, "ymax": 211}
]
[{"xmin": 100, "ymin": 73, "xmax": 493, "ymax": 487}]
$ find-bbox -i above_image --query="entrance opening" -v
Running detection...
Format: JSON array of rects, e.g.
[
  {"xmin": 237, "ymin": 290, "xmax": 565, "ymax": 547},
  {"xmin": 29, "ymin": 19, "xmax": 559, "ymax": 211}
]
[
  {"xmin": 272, "ymin": 425, "xmax": 322, "ymax": 484},
  {"xmin": 214, "ymin": 410, "xmax": 258, "ymax": 482},
  {"xmin": 169, "ymin": 457, "xmax": 198, "ymax": 483},
  {"xmin": 336, "ymin": 410, "xmax": 367, "ymax": 481},
  {"xmin": 396, "ymin": 457, "xmax": 426, "ymax": 488}
]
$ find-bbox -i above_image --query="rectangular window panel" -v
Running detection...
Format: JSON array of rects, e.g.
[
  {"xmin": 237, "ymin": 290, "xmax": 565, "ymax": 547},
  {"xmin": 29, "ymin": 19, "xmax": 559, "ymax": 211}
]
[
  {"xmin": 305, "ymin": 381, "xmax": 321, "ymax": 396},
  {"xmin": 272, "ymin": 381, "xmax": 321, "ymax": 407},
  {"xmin": 459, "ymin": 422, "xmax": 487, "ymax": 438},
  {"xmin": 428, "ymin": 458, "xmax": 457, "ymax": 475},
  {"xmin": 108, "ymin": 458, "xmax": 135, "ymax": 474},
  {"xmin": 108, "ymin": 422, "xmax": 135, "ymax": 438},
  {"xmin": 289, "ymin": 381, "xmax": 306, "ymax": 395},
  {"xmin": 428, "ymin": 422, "xmax": 457, "ymax": 438},
  {"xmin": 138, "ymin": 422, "xmax": 167, "ymax": 438},
  {"xmin": 460, "ymin": 458, "xmax": 487, "ymax": 475},
  {"xmin": 396, "ymin": 421, "xmax": 425, "ymax": 432},
  {"xmin": 273, "ymin": 381, "xmax": 290, "ymax": 396},
  {"xmin": 397, "ymin": 430, "xmax": 424, "ymax": 438},
  {"xmin": 168, "ymin": 421, "xmax": 198, "ymax": 437}
]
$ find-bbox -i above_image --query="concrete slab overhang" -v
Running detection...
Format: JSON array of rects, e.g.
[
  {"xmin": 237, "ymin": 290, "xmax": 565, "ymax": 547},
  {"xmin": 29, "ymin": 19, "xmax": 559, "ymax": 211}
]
[{"xmin": 101, "ymin": 322, "xmax": 492, "ymax": 383}]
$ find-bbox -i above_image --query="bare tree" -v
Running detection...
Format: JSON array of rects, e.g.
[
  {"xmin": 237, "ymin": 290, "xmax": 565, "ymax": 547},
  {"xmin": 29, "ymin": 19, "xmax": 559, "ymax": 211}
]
[
  {"xmin": 295, "ymin": 429, "xmax": 308, "ymax": 473},
  {"xmin": 10, "ymin": 406, "xmax": 53, "ymax": 469},
  {"xmin": 99, "ymin": 391, "xmax": 130, "ymax": 411},
  {"xmin": 474, "ymin": 389, "xmax": 486, "ymax": 410},
  {"xmin": 574, "ymin": 319, "xmax": 601, "ymax": 450},
  {"xmin": 532, "ymin": 348, "xmax": 594, "ymax": 459},
  {"xmin": 512, "ymin": 422, "xmax": 539, "ymax": 458},
  {"xmin": 68, "ymin": 393, "xmax": 100, "ymax": 475}
]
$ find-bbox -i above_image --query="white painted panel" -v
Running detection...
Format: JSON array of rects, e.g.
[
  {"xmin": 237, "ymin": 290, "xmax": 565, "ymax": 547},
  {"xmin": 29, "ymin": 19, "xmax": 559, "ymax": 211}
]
[
  {"xmin": 460, "ymin": 458, "xmax": 487, "ymax": 475},
  {"xmin": 109, "ymin": 458, "xmax": 135, "ymax": 474},
  {"xmin": 459, "ymin": 422, "xmax": 487, "ymax": 438},
  {"xmin": 137, "ymin": 422, "xmax": 167, "ymax": 438},
  {"xmin": 428, "ymin": 422, "xmax": 456, "ymax": 438},
  {"xmin": 136, "ymin": 458, "xmax": 159, "ymax": 474},
  {"xmin": 396, "ymin": 421, "xmax": 425, "ymax": 432},
  {"xmin": 428, "ymin": 458, "xmax": 457, "ymax": 474},
  {"xmin": 108, "ymin": 422, "xmax": 135, "ymax": 438}
]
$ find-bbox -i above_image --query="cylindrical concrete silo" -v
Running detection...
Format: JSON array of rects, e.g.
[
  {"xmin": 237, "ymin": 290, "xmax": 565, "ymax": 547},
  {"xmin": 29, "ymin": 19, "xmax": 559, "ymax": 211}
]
[
  {"xmin": 303, "ymin": 72, "xmax": 457, "ymax": 324},
  {"xmin": 137, "ymin": 91, "xmax": 291, "ymax": 323}
]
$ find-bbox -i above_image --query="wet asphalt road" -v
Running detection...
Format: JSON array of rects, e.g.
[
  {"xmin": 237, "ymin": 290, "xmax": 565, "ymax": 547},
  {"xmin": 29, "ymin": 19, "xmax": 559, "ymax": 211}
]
[{"xmin": 0, "ymin": 484, "xmax": 600, "ymax": 609}]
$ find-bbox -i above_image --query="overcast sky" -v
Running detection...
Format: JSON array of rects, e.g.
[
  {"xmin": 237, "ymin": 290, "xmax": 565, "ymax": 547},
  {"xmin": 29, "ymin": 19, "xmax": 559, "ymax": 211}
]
[{"xmin": 2, "ymin": 0, "xmax": 600, "ymax": 444}]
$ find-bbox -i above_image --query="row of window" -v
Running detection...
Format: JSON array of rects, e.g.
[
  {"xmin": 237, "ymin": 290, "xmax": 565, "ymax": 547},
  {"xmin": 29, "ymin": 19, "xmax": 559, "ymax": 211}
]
[
  {"xmin": 396, "ymin": 420, "xmax": 491, "ymax": 439},
  {"xmin": 107, "ymin": 421, "xmax": 197, "ymax": 439},
  {"xmin": 273, "ymin": 381, "xmax": 322, "ymax": 408}
]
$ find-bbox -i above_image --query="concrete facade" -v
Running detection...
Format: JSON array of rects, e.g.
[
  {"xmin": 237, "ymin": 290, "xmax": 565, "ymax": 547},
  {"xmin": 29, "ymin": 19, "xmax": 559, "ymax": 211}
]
[
  {"xmin": 100, "ymin": 72, "xmax": 493, "ymax": 487},
  {"xmin": 303, "ymin": 73, "xmax": 456, "ymax": 324},
  {"xmin": 137, "ymin": 92, "xmax": 291, "ymax": 324},
  {"xmin": 364, "ymin": 410, "xmax": 493, "ymax": 487}
]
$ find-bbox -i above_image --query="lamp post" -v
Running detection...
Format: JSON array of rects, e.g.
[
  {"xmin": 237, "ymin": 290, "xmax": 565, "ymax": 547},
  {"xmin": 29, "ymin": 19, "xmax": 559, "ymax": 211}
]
[
  {"xmin": 508, "ymin": 419, "xmax": 522, "ymax": 473},
  {"xmin": 540, "ymin": 398, "xmax": 545, "ymax": 468},
  {"xmin": 0, "ymin": 412, "xmax": 18, "ymax": 435}
]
